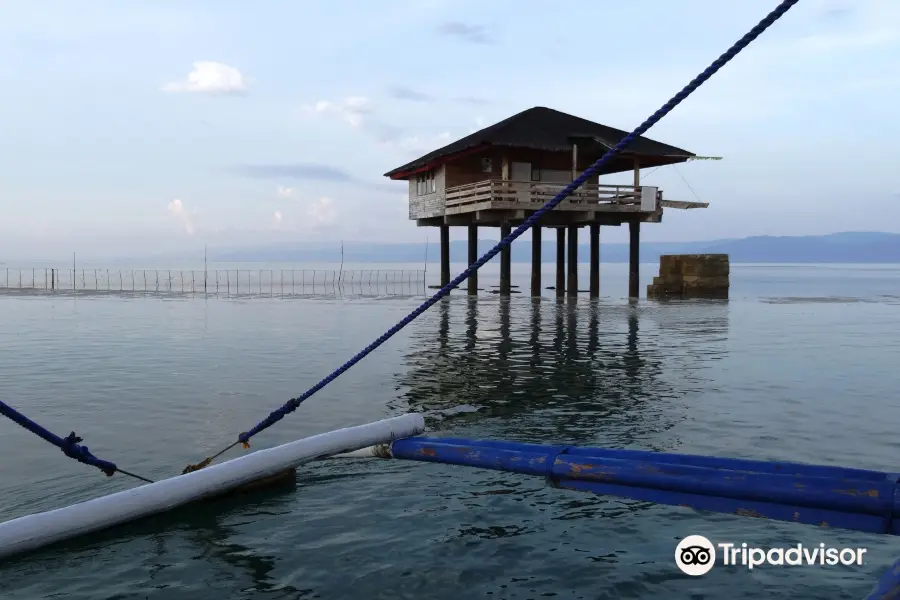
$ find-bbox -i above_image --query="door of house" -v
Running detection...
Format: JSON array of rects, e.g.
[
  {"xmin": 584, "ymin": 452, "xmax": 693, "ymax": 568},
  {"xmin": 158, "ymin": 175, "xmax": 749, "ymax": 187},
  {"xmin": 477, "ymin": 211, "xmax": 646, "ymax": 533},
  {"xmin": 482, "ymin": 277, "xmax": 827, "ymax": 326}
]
[{"xmin": 509, "ymin": 161, "xmax": 532, "ymax": 203}]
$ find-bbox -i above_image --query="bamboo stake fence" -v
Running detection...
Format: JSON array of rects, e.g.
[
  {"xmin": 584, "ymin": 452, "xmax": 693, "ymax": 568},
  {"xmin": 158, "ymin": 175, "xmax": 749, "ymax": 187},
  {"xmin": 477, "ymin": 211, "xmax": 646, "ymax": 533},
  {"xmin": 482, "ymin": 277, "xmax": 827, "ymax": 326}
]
[{"xmin": 0, "ymin": 268, "xmax": 427, "ymax": 297}]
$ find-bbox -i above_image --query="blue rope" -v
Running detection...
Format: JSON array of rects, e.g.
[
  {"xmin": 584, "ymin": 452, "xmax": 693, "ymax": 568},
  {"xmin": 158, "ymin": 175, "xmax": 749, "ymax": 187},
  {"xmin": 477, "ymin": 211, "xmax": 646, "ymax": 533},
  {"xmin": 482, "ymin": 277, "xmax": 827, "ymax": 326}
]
[
  {"xmin": 0, "ymin": 399, "xmax": 154, "ymax": 482},
  {"xmin": 0, "ymin": 399, "xmax": 118, "ymax": 476},
  {"xmin": 235, "ymin": 0, "xmax": 801, "ymax": 447}
]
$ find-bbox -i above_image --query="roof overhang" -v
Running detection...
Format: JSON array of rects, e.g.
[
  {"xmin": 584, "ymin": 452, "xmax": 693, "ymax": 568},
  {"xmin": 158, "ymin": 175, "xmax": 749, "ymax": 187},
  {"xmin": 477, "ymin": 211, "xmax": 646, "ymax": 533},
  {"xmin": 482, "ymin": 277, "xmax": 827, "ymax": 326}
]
[
  {"xmin": 384, "ymin": 143, "xmax": 492, "ymax": 180},
  {"xmin": 384, "ymin": 142, "xmax": 700, "ymax": 180}
]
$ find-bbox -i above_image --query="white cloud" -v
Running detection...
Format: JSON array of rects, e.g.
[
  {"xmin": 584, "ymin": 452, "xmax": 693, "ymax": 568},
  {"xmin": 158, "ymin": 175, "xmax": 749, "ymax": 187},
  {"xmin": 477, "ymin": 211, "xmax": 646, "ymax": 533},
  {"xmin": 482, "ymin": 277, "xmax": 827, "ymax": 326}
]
[
  {"xmin": 265, "ymin": 197, "xmax": 339, "ymax": 235},
  {"xmin": 162, "ymin": 61, "xmax": 247, "ymax": 95},
  {"xmin": 307, "ymin": 197, "xmax": 337, "ymax": 227},
  {"xmin": 792, "ymin": 28, "xmax": 899, "ymax": 55},
  {"xmin": 167, "ymin": 198, "xmax": 195, "ymax": 234},
  {"xmin": 521, "ymin": 3, "xmax": 900, "ymax": 130},
  {"xmin": 307, "ymin": 96, "xmax": 372, "ymax": 127},
  {"xmin": 784, "ymin": 1, "xmax": 900, "ymax": 56},
  {"xmin": 304, "ymin": 96, "xmax": 373, "ymax": 128},
  {"xmin": 303, "ymin": 93, "xmax": 474, "ymax": 157},
  {"xmin": 276, "ymin": 185, "xmax": 294, "ymax": 198},
  {"xmin": 302, "ymin": 95, "xmax": 455, "ymax": 154},
  {"xmin": 389, "ymin": 131, "xmax": 452, "ymax": 155}
]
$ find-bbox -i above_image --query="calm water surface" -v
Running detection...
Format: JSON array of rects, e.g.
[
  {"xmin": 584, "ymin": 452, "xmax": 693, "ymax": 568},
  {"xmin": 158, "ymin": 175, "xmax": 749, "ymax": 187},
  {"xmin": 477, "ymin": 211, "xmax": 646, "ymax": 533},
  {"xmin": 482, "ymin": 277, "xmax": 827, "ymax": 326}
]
[{"xmin": 1, "ymin": 263, "xmax": 900, "ymax": 599}]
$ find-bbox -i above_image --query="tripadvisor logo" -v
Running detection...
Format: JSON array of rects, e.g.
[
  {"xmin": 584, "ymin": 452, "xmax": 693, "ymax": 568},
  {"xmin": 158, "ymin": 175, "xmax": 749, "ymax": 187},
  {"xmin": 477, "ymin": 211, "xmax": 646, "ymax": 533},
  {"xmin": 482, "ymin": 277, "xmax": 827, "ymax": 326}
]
[
  {"xmin": 675, "ymin": 535, "xmax": 868, "ymax": 575},
  {"xmin": 676, "ymin": 535, "xmax": 716, "ymax": 576}
]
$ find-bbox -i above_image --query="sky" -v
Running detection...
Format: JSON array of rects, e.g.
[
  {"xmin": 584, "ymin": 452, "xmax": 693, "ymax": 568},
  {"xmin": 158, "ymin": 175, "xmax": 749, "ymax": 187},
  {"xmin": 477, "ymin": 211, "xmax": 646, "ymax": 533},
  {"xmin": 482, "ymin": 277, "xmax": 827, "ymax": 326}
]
[{"xmin": 0, "ymin": 0, "xmax": 898, "ymax": 260}]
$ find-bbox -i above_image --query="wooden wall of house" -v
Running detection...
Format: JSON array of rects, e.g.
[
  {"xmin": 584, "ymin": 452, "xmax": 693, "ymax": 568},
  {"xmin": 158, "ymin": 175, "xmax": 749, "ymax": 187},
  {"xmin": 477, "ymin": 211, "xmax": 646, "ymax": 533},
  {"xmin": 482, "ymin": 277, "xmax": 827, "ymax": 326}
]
[
  {"xmin": 443, "ymin": 147, "xmax": 609, "ymax": 189},
  {"xmin": 444, "ymin": 149, "xmax": 504, "ymax": 187},
  {"xmin": 508, "ymin": 148, "xmax": 640, "ymax": 180},
  {"xmin": 406, "ymin": 146, "xmax": 646, "ymax": 219},
  {"xmin": 506, "ymin": 148, "xmax": 601, "ymax": 176},
  {"xmin": 407, "ymin": 165, "xmax": 447, "ymax": 220}
]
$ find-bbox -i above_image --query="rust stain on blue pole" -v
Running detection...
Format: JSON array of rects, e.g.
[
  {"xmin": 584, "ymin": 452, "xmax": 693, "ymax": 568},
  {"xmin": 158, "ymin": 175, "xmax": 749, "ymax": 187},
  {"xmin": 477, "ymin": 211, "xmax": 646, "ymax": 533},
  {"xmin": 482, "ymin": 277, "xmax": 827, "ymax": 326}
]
[{"xmin": 389, "ymin": 437, "xmax": 900, "ymax": 536}]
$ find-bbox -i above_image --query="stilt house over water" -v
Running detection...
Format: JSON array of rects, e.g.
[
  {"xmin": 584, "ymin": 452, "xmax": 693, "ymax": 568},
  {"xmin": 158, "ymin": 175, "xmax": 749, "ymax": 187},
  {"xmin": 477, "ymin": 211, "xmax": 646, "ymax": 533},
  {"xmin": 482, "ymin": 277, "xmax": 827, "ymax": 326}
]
[{"xmin": 383, "ymin": 106, "xmax": 708, "ymax": 298}]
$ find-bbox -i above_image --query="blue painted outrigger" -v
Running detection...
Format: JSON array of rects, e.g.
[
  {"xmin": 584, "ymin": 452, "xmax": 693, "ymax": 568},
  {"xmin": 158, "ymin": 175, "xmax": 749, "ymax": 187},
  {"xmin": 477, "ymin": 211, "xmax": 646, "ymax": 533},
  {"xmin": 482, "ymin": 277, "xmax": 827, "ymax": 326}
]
[{"xmin": 385, "ymin": 436, "xmax": 900, "ymax": 599}]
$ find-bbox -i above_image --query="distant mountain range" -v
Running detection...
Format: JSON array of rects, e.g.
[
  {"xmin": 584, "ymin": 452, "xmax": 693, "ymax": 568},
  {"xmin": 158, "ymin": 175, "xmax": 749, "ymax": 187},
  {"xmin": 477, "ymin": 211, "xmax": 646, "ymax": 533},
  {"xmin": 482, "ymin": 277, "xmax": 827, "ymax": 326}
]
[{"xmin": 206, "ymin": 232, "xmax": 900, "ymax": 264}]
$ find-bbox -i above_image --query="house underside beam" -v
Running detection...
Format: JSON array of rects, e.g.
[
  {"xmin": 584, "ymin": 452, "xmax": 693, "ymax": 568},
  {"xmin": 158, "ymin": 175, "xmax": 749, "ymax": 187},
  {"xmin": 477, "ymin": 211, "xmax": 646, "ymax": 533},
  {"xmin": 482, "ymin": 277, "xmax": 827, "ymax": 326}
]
[{"xmin": 416, "ymin": 212, "xmax": 660, "ymax": 228}]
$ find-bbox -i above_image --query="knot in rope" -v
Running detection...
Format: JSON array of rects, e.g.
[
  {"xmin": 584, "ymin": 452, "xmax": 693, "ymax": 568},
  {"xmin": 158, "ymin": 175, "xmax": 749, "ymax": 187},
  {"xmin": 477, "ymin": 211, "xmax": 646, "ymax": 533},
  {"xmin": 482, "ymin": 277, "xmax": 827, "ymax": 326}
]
[
  {"xmin": 238, "ymin": 398, "xmax": 302, "ymax": 446},
  {"xmin": 0, "ymin": 399, "xmax": 153, "ymax": 482},
  {"xmin": 61, "ymin": 431, "xmax": 117, "ymax": 477}
]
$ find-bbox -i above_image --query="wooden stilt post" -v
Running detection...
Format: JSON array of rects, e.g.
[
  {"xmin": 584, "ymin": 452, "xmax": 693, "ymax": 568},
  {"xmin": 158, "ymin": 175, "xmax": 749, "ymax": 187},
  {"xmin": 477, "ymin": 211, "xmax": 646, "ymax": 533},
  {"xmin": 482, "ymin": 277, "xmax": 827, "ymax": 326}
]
[
  {"xmin": 467, "ymin": 224, "xmax": 478, "ymax": 295},
  {"xmin": 629, "ymin": 221, "xmax": 640, "ymax": 300},
  {"xmin": 555, "ymin": 228, "xmax": 565, "ymax": 298},
  {"xmin": 567, "ymin": 225, "xmax": 578, "ymax": 297},
  {"xmin": 633, "ymin": 156, "xmax": 641, "ymax": 192},
  {"xmin": 589, "ymin": 224, "xmax": 600, "ymax": 298},
  {"xmin": 500, "ymin": 222, "xmax": 511, "ymax": 296},
  {"xmin": 531, "ymin": 226, "xmax": 541, "ymax": 297},
  {"xmin": 571, "ymin": 144, "xmax": 578, "ymax": 181},
  {"xmin": 440, "ymin": 224, "xmax": 450, "ymax": 287},
  {"xmin": 630, "ymin": 156, "xmax": 642, "ymax": 301}
]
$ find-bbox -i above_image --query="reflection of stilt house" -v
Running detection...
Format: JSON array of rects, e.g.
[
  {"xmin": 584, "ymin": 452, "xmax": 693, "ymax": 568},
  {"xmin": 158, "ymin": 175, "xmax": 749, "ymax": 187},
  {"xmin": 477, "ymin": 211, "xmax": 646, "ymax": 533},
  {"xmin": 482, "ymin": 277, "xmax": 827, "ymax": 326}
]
[{"xmin": 383, "ymin": 107, "xmax": 707, "ymax": 298}]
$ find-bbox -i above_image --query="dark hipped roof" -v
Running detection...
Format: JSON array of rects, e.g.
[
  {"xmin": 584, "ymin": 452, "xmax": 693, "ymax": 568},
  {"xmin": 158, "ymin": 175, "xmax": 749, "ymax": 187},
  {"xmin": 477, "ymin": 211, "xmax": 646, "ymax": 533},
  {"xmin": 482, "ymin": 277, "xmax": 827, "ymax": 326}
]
[{"xmin": 384, "ymin": 106, "xmax": 695, "ymax": 179}]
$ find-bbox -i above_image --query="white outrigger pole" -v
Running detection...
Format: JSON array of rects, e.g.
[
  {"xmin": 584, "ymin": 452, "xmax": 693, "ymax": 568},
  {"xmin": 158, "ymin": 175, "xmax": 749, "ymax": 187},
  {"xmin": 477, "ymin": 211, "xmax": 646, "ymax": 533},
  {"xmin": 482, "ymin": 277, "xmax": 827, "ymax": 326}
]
[{"xmin": 0, "ymin": 413, "xmax": 425, "ymax": 562}]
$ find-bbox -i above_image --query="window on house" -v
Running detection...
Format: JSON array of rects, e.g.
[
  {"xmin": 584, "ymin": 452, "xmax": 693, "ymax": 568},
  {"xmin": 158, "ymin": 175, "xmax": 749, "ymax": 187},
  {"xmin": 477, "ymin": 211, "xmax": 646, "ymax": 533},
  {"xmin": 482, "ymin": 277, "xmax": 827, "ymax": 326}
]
[
  {"xmin": 416, "ymin": 170, "xmax": 436, "ymax": 195},
  {"xmin": 531, "ymin": 166, "xmax": 541, "ymax": 181}
]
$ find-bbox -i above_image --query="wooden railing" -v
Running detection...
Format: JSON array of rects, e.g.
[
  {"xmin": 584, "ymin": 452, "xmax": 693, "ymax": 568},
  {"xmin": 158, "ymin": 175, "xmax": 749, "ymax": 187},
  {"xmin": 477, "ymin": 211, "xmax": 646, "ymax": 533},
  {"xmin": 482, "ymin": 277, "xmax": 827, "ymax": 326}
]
[{"xmin": 444, "ymin": 180, "xmax": 659, "ymax": 210}]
